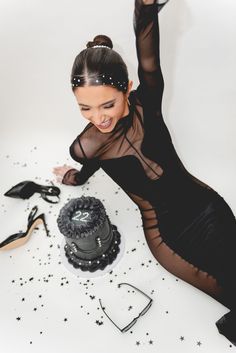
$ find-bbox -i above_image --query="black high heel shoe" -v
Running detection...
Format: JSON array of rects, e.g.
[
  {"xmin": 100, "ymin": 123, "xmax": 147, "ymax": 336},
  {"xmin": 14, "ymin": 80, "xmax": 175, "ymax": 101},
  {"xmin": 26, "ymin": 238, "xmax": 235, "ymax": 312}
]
[
  {"xmin": 216, "ymin": 311, "xmax": 236, "ymax": 346},
  {"xmin": 4, "ymin": 180, "xmax": 60, "ymax": 204},
  {"xmin": 0, "ymin": 206, "xmax": 50, "ymax": 251}
]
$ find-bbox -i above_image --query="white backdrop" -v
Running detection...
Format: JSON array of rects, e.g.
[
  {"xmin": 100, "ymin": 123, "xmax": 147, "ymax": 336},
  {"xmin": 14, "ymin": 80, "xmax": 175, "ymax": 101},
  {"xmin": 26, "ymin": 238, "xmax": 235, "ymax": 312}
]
[
  {"xmin": 0, "ymin": 1, "xmax": 236, "ymax": 352},
  {"xmin": 1, "ymin": 0, "xmax": 235, "ymax": 206}
]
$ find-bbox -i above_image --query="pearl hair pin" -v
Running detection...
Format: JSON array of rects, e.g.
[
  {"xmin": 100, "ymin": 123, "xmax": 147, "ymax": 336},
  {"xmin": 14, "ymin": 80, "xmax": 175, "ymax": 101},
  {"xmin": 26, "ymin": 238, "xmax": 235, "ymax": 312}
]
[
  {"xmin": 71, "ymin": 72, "xmax": 128, "ymax": 92},
  {"xmin": 91, "ymin": 45, "xmax": 111, "ymax": 49}
]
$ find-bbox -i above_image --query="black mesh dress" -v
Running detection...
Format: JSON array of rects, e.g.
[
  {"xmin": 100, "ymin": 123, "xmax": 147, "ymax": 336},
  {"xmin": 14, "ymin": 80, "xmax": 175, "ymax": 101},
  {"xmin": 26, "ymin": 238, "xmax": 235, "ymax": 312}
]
[{"xmin": 62, "ymin": 0, "xmax": 236, "ymax": 340}]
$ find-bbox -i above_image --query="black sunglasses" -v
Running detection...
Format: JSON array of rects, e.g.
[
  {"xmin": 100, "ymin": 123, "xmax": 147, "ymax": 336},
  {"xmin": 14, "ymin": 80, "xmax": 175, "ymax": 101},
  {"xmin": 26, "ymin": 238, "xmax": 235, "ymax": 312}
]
[{"xmin": 98, "ymin": 282, "xmax": 153, "ymax": 333}]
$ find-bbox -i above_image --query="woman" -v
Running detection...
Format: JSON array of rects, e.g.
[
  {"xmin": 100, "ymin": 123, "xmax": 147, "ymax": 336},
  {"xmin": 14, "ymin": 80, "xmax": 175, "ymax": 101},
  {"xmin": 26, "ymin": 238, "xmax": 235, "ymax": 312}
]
[{"xmin": 53, "ymin": 0, "xmax": 236, "ymax": 345}]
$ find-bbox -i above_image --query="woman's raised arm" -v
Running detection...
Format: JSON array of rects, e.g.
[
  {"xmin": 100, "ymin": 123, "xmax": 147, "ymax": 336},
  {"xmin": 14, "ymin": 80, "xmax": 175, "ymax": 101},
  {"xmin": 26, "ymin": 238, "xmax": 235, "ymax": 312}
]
[{"xmin": 134, "ymin": 0, "xmax": 169, "ymax": 111}]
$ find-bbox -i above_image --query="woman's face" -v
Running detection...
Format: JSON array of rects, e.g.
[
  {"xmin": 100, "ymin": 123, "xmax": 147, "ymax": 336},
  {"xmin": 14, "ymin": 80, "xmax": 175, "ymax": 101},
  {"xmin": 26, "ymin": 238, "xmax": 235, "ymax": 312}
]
[{"xmin": 74, "ymin": 80, "xmax": 133, "ymax": 133}]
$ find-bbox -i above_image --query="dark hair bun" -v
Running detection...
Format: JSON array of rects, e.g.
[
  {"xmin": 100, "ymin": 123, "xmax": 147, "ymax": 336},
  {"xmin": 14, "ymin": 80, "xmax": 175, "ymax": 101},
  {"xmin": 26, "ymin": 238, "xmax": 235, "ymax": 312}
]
[{"xmin": 86, "ymin": 34, "xmax": 113, "ymax": 49}]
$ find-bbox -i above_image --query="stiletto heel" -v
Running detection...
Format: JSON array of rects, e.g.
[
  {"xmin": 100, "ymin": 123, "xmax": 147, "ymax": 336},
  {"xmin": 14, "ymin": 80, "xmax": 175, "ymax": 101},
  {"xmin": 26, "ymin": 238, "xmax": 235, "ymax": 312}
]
[
  {"xmin": 35, "ymin": 213, "xmax": 50, "ymax": 238},
  {"xmin": 0, "ymin": 206, "xmax": 50, "ymax": 251}
]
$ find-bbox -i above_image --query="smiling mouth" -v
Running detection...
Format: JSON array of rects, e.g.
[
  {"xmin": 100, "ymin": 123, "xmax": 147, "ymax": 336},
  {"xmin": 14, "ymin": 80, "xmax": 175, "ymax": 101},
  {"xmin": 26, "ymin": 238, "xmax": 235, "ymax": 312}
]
[{"xmin": 97, "ymin": 118, "xmax": 112, "ymax": 129}]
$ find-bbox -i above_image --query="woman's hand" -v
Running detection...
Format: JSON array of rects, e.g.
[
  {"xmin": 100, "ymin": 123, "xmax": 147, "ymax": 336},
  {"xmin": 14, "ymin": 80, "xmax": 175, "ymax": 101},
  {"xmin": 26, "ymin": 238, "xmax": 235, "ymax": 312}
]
[{"xmin": 52, "ymin": 164, "xmax": 74, "ymax": 183}]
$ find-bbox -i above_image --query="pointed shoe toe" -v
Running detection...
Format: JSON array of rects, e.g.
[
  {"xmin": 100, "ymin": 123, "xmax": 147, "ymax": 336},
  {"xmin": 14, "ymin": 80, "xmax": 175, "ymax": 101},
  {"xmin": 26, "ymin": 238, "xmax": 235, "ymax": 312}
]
[{"xmin": 4, "ymin": 181, "xmax": 37, "ymax": 199}]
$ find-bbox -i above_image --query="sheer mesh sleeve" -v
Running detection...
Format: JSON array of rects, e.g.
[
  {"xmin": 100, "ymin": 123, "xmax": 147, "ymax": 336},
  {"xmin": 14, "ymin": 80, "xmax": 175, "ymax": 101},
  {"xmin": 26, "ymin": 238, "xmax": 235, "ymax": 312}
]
[
  {"xmin": 62, "ymin": 136, "xmax": 100, "ymax": 186},
  {"xmin": 62, "ymin": 168, "xmax": 82, "ymax": 186},
  {"xmin": 134, "ymin": 0, "xmax": 169, "ymax": 111}
]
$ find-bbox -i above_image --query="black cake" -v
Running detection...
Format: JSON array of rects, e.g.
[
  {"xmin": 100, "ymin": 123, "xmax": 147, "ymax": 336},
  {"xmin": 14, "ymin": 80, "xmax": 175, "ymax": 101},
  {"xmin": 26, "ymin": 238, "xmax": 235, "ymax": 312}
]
[{"xmin": 57, "ymin": 196, "xmax": 121, "ymax": 272}]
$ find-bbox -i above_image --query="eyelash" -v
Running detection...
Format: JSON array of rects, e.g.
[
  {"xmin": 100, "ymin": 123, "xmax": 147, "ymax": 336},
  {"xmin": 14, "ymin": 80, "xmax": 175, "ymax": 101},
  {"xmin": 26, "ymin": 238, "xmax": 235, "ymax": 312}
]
[{"xmin": 81, "ymin": 104, "xmax": 114, "ymax": 111}]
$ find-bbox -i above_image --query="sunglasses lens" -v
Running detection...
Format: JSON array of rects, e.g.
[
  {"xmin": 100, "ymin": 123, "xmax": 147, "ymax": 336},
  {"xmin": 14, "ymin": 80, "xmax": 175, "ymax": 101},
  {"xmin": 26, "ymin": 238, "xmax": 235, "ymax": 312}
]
[{"xmin": 100, "ymin": 285, "xmax": 153, "ymax": 334}]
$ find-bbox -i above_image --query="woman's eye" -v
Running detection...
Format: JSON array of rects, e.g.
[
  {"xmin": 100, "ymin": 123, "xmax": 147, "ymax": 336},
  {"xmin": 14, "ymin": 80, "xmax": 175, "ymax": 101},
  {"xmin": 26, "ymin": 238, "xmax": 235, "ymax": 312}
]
[
  {"xmin": 104, "ymin": 104, "xmax": 114, "ymax": 109},
  {"xmin": 81, "ymin": 104, "xmax": 114, "ymax": 111}
]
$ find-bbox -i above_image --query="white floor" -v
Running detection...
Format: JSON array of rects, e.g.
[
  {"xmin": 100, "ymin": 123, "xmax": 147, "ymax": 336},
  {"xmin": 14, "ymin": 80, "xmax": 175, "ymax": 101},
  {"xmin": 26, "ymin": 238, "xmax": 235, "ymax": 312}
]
[{"xmin": 0, "ymin": 131, "xmax": 235, "ymax": 353}]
